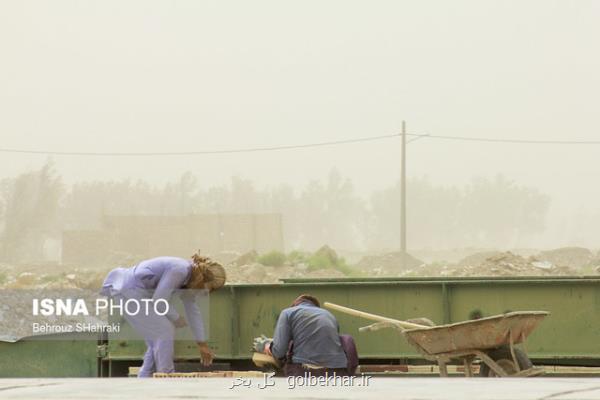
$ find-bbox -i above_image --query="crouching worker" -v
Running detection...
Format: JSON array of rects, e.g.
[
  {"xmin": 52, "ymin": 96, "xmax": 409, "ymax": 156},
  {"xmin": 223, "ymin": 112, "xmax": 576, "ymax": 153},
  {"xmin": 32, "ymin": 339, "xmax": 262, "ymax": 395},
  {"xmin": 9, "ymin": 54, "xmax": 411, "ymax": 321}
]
[
  {"xmin": 100, "ymin": 252, "xmax": 226, "ymax": 377},
  {"xmin": 259, "ymin": 294, "xmax": 358, "ymax": 377}
]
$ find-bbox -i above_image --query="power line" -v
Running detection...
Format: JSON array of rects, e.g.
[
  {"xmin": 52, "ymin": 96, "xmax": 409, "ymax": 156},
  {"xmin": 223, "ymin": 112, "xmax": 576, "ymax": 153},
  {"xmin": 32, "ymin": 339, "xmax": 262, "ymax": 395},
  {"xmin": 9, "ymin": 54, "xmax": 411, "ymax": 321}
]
[
  {"xmin": 406, "ymin": 133, "xmax": 430, "ymax": 144},
  {"xmin": 0, "ymin": 132, "xmax": 599, "ymax": 157},
  {"xmin": 0, "ymin": 133, "xmax": 400, "ymax": 156},
  {"xmin": 407, "ymin": 133, "xmax": 600, "ymax": 145}
]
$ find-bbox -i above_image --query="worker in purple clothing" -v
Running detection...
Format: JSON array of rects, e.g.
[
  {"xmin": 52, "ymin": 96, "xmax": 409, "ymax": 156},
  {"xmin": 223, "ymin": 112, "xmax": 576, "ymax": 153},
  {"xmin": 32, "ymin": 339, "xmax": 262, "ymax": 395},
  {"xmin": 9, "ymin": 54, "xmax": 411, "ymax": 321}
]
[{"xmin": 100, "ymin": 252, "xmax": 226, "ymax": 377}]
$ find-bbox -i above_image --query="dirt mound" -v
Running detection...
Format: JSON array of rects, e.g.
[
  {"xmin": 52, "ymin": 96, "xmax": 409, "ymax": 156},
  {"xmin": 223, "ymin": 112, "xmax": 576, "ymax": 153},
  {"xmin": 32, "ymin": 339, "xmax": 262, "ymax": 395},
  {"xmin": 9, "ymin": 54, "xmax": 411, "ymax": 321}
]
[
  {"xmin": 474, "ymin": 252, "xmax": 576, "ymax": 276},
  {"xmin": 231, "ymin": 250, "xmax": 259, "ymax": 266},
  {"xmin": 536, "ymin": 247, "xmax": 594, "ymax": 269},
  {"xmin": 2, "ymin": 246, "xmax": 593, "ymax": 289},
  {"xmin": 225, "ymin": 262, "xmax": 347, "ymax": 284},
  {"xmin": 0, "ymin": 267, "xmax": 110, "ymax": 290},
  {"xmin": 225, "ymin": 263, "xmax": 297, "ymax": 284},
  {"xmin": 211, "ymin": 251, "xmax": 242, "ymax": 266},
  {"xmin": 456, "ymin": 251, "xmax": 504, "ymax": 267},
  {"xmin": 402, "ymin": 251, "xmax": 580, "ymax": 277},
  {"xmin": 357, "ymin": 251, "xmax": 424, "ymax": 273},
  {"xmin": 410, "ymin": 252, "xmax": 578, "ymax": 277}
]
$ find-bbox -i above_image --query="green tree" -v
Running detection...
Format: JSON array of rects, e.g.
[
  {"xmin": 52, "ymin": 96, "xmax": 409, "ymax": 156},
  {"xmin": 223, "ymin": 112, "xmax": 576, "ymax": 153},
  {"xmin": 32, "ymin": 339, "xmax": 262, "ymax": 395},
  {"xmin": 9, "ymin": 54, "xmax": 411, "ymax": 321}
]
[
  {"xmin": 459, "ymin": 175, "xmax": 550, "ymax": 246},
  {"xmin": 0, "ymin": 161, "xmax": 63, "ymax": 261}
]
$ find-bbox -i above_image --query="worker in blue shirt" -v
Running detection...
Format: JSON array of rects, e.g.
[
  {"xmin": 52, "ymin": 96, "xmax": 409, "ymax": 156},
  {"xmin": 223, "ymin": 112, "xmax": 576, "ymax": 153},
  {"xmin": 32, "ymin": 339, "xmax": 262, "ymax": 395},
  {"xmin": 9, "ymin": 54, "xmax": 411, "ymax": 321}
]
[
  {"xmin": 101, "ymin": 253, "xmax": 226, "ymax": 377},
  {"xmin": 263, "ymin": 294, "xmax": 352, "ymax": 376}
]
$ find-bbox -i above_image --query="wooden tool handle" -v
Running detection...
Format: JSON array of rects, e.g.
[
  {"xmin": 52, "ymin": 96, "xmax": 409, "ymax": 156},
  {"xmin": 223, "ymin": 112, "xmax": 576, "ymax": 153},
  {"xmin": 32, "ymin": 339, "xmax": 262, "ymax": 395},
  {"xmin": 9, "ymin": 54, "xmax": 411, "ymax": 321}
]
[{"xmin": 324, "ymin": 302, "xmax": 428, "ymax": 330}]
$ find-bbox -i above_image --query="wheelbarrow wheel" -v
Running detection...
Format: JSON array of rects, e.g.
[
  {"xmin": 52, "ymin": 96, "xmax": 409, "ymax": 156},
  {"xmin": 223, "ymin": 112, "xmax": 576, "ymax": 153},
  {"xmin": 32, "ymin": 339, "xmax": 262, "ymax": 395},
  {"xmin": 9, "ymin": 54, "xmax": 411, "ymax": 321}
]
[{"xmin": 479, "ymin": 346, "xmax": 533, "ymax": 377}]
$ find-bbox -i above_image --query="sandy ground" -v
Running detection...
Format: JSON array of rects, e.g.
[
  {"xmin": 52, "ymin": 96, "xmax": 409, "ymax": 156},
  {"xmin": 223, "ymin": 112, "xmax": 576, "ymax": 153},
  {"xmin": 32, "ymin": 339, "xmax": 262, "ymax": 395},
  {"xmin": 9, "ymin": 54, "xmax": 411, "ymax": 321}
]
[{"xmin": 3, "ymin": 378, "xmax": 600, "ymax": 399}]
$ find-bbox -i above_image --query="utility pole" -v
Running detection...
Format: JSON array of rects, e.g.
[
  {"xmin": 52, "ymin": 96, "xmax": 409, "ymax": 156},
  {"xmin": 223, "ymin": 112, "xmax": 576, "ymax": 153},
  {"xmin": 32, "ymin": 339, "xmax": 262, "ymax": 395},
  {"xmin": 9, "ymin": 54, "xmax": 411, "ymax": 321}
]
[{"xmin": 400, "ymin": 121, "xmax": 407, "ymax": 267}]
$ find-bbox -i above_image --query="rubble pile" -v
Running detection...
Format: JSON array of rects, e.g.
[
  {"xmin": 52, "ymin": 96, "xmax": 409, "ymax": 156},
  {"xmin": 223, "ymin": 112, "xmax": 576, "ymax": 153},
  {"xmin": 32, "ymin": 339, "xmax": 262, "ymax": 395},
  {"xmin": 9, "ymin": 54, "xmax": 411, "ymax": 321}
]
[
  {"xmin": 536, "ymin": 247, "xmax": 595, "ymax": 269},
  {"xmin": 356, "ymin": 251, "xmax": 424, "ymax": 275},
  {"xmin": 1, "ymin": 247, "xmax": 598, "ymax": 289},
  {"xmin": 225, "ymin": 246, "xmax": 349, "ymax": 284},
  {"xmin": 456, "ymin": 251, "xmax": 504, "ymax": 267},
  {"xmin": 400, "ymin": 252, "xmax": 579, "ymax": 277},
  {"xmin": 229, "ymin": 250, "xmax": 258, "ymax": 267},
  {"xmin": 224, "ymin": 263, "xmax": 345, "ymax": 284},
  {"xmin": 461, "ymin": 252, "xmax": 577, "ymax": 276},
  {"xmin": 0, "ymin": 266, "xmax": 107, "ymax": 290}
]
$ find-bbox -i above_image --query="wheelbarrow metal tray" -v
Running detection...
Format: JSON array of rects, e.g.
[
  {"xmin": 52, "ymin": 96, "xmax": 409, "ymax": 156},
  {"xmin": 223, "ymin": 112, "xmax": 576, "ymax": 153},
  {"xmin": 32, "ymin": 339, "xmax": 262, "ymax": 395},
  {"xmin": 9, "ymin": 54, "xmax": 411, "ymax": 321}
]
[{"xmin": 403, "ymin": 311, "xmax": 549, "ymax": 356}]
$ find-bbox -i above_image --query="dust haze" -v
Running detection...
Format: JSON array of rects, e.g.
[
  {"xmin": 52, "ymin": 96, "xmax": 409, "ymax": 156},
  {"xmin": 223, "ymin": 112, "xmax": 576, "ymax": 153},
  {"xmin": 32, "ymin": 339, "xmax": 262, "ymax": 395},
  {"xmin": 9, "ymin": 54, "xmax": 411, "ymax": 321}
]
[{"xmin": 1, "ymin": 1, "xmax": 599, "ymax": 281}]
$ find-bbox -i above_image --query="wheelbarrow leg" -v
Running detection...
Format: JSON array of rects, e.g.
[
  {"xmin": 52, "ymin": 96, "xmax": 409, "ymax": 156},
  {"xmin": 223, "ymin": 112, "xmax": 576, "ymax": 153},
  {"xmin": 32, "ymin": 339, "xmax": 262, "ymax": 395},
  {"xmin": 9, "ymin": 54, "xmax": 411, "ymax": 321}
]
[
  {"xmin": 438, "ymin": 361, "xmax": 448, "ymax": 377},
  {"xmin": 463, "ymin": 358, "xmax": 474, "ymax": 377}
]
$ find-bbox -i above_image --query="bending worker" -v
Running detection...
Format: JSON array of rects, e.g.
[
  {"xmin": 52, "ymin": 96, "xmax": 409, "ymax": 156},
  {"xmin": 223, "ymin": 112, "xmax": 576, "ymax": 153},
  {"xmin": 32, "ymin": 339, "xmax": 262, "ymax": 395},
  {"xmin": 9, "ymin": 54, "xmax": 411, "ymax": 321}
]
[
  {"xmin": 260, "ymin": 294, "xmax": 357, "ymax": 376},
  {"xmin": 101, "ymin": 252, "xmax": 226, "ymax": 377}
]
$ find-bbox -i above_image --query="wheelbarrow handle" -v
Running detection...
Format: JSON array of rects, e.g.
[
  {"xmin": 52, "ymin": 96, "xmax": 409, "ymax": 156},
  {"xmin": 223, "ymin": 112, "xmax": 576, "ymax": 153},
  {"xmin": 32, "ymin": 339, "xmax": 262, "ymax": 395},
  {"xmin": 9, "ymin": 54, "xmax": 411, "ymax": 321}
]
[
  {"xmin": 324, "ymin": 302, "xmax": 428, "ymax": 330},
  {"xmin": 359, "ymin": 321, "xmax": 405, "ymax": 332}
]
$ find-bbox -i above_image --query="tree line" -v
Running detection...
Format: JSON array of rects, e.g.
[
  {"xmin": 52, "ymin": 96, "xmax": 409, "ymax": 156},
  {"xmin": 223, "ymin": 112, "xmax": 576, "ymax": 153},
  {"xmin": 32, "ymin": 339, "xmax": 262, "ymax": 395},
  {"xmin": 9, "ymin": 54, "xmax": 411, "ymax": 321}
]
[{"xmin": 0, "ymin": 162, "xmax": 550, "ymax": 262}]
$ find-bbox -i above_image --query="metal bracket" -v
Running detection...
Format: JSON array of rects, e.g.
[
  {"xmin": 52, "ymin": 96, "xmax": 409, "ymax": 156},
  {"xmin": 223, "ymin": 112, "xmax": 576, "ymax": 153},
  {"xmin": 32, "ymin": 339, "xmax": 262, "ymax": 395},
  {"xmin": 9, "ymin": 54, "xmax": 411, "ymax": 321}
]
[{"xmin": 97, "ymin": 344, "xmax": 108, "ymax": 358}]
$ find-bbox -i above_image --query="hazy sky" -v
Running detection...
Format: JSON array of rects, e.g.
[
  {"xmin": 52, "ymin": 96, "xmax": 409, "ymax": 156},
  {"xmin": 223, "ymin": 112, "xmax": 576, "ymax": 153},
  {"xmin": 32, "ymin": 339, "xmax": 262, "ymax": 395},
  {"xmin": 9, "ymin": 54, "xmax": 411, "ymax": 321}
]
[{"xmin": 1, "ymin": 1, "xmax": 599, "ymax": 246}]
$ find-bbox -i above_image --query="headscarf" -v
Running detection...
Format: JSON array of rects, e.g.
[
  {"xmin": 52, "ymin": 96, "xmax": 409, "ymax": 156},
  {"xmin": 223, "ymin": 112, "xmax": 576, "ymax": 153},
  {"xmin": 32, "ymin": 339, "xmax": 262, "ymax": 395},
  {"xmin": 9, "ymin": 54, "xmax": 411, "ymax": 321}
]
[{"xmin": 186, "ymin": 252, "xmax": 227, "ymax": 291}]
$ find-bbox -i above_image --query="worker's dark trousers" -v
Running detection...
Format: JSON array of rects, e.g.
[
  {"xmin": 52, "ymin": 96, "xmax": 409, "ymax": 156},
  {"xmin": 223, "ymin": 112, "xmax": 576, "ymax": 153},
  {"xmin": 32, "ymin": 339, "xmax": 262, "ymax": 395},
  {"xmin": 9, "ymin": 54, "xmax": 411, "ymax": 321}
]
[{"xmin": 283, "ymin": 364, "xmax": 351, "ymax": 377}]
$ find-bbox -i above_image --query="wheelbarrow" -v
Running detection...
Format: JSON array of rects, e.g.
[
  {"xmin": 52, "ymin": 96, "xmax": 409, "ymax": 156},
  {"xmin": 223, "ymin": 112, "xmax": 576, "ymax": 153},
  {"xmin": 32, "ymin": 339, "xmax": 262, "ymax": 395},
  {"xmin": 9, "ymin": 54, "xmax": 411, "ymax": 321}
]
[{"xmin": 324, "ymin": 302, "xmax": 549, "ymax": 378}]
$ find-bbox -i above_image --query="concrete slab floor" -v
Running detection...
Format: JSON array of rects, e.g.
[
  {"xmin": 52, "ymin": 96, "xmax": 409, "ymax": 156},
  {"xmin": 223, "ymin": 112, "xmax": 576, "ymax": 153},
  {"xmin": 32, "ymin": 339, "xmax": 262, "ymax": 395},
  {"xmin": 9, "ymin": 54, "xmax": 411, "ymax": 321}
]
[{"xmin": 2, "ymin": 378, "xmax": 600, "ymax": 400}]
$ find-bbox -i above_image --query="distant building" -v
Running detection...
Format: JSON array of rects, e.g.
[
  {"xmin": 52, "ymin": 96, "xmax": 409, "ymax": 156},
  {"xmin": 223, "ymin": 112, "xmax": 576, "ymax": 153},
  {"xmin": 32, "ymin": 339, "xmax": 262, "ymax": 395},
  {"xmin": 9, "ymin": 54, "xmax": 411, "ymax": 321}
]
[{"xmin": 62, "ymin": 213, "xmax": 283, "ymax": 266}]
